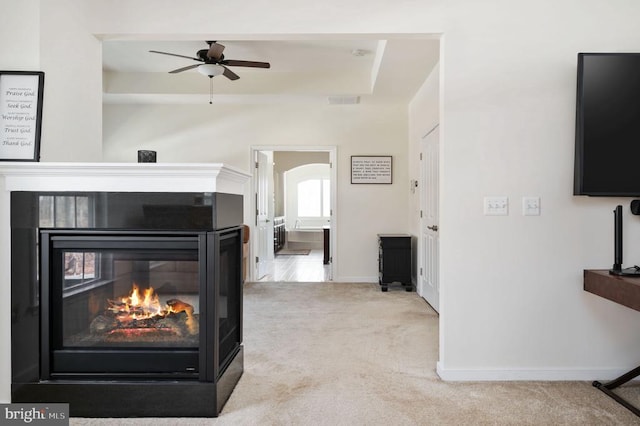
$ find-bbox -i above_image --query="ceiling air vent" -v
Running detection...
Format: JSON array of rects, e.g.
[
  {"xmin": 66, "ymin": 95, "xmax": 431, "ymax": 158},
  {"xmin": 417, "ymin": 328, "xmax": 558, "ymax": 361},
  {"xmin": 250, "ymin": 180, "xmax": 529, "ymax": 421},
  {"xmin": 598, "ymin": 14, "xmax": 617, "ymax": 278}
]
[{"xmin": 327, "ymin": 96, "xmax": 360, "ymax": 105}]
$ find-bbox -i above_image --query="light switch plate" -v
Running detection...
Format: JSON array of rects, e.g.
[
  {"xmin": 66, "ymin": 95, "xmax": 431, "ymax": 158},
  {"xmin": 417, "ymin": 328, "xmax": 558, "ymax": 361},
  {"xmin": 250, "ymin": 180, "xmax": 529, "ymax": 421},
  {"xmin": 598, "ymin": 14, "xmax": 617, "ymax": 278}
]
[
  {"xmin": 522, "ymin": 196, "xmax": 541, "ymax": 216},
  {"xmin": 484, "ymin": 196, "xmax": 509, "ymax": 215}
]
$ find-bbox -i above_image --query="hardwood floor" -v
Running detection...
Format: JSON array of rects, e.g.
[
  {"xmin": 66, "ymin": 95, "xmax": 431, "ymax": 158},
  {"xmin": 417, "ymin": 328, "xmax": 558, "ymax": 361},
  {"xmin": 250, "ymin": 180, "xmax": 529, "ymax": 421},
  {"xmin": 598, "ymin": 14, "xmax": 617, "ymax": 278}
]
[{"xmin": 257, "ymin": 249, "xmax": 331, "ymax": 282}]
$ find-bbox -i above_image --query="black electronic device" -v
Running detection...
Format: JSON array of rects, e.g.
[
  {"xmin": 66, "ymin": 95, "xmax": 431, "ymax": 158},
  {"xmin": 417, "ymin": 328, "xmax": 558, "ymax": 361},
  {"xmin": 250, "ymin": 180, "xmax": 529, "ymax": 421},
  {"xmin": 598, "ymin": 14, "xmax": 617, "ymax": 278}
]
[
  {"xmin": 609, "ymin": 205, "xmax": 640, "ymax": 276},
  {"xmin": 574, "ymin": 53, "xmax": 640, "ymax": 197}
]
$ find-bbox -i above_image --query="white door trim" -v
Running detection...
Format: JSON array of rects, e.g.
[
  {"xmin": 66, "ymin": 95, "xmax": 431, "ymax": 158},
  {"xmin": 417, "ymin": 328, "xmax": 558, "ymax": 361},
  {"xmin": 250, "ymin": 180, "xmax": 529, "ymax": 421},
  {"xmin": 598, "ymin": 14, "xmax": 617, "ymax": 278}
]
[
  {"xmin": 249, "ymin": 145, "xmax": 337, "ymax": 281},
  {"xmin": 418, "ymin": 124, "xmax": 439, "ymax": 312}
]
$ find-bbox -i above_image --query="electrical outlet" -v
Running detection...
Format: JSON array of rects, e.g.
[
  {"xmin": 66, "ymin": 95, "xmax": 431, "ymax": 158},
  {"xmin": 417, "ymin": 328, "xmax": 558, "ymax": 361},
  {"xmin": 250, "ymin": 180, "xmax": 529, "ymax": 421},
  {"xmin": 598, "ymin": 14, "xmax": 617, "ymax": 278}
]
[
  {"xmin": 484, "ymin": 196, "xmax": 509, "ymax": 215},
  {"xmin": 522, "ymin": 196, "xmax": 541, "ymax": 216}
]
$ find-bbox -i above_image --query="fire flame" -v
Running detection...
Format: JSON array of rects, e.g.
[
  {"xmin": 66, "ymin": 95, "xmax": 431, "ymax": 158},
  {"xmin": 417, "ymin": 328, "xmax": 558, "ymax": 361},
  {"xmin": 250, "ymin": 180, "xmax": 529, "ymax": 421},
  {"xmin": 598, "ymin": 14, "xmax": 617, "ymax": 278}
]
[
  {"xmin": 107, "ymin": 283, "xmax": 197, "ymax": 335},
  {"xmin": 111, "ymin": 284, "xmax": 165, "ymax": 320}
]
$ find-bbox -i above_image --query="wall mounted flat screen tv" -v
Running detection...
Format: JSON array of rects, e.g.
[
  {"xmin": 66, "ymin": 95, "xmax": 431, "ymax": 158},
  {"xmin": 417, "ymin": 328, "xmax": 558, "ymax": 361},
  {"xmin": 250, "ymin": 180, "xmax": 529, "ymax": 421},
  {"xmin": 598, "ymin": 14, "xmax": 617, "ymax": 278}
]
[{"xmin": 574, "ymin": 53, "xmax": 640, "ymax": 196}]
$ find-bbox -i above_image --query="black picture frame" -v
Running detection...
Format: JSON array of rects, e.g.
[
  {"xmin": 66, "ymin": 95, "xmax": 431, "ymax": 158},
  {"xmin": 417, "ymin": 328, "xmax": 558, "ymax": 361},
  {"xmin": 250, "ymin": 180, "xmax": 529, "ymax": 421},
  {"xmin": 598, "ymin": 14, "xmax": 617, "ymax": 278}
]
[
  {"xmin": 0, "ymin": 71, "xmax": 44, "ymax": 161},
  {"xmin": 351, "ymin": 155, "xmax": 393, "ymax": 184}
]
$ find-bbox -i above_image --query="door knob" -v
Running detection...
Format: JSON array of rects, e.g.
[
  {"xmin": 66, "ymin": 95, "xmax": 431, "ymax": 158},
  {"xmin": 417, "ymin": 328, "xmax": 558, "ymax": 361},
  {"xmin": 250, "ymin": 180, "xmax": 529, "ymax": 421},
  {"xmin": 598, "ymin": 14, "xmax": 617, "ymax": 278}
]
[{"xmin": 427, "ymin": 225, "xmax": 439, "ymax": 232}]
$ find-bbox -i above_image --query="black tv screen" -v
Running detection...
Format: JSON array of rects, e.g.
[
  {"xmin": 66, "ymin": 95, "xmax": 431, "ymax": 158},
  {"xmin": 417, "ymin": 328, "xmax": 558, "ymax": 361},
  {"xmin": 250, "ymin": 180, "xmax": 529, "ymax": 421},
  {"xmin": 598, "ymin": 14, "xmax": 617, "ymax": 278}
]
[{"xmin": 574, "ymin": 53, "xmax": 640, "ymax": 196}]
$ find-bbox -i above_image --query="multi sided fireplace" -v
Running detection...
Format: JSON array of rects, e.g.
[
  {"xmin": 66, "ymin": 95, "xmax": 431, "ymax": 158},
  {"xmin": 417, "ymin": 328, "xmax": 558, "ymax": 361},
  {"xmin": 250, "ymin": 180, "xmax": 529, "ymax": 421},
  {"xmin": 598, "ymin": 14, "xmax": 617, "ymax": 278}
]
[{"xmin": 11, "ymin": 191, "xmax": 245, "ymax": 417}]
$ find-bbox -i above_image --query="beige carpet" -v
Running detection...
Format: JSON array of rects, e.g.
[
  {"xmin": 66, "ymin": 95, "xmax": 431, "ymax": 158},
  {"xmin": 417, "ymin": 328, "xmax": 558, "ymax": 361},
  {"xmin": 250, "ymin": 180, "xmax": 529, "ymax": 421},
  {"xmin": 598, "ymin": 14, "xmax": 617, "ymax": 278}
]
[{"xmin": 71, "ymin": 282, "xmax": 640, "ymax": 425}]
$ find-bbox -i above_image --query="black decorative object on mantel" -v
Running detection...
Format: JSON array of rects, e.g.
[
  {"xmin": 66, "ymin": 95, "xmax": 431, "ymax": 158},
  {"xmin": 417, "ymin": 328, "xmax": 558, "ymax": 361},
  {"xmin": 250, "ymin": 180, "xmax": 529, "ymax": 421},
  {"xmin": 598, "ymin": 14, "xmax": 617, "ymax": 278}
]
[{"xmin": 138, "ymin": 150, "xmax": 157, "ymax": 163}]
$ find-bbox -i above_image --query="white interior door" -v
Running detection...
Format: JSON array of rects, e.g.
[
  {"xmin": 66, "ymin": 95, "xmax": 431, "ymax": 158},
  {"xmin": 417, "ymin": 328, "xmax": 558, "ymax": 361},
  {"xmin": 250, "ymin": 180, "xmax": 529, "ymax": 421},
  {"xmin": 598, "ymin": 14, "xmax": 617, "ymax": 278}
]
[
  {"xmin": 419, "ymin": 125, "xmax": 440, "ymax": 312},
  {"xmin": 256, "ymin": 150, "xmax": 274, "ymax": 279}
]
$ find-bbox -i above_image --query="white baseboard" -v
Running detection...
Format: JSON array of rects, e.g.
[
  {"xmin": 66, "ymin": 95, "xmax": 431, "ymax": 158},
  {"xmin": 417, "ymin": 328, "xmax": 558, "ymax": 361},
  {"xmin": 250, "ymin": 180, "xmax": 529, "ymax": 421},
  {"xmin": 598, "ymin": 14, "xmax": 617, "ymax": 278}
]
[
  {"xmin": 436, "ymin": 361, "xmax": 639, "ymax": 382},
  {"xmin": 333, "ymin": 276, "xmax": 377, "ymax": 283}
]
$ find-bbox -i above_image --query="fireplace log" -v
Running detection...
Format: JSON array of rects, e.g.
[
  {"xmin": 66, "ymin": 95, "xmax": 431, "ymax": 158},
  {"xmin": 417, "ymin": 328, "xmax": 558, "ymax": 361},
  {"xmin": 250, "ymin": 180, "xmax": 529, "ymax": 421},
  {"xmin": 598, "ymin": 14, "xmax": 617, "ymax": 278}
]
[
  {"xmin": 90, "ymin": 315, "xmax": 117, "ymax": 334},
  {"xmin": 166, "ymin": 299, "xmax": 197, "ymax": 335}
]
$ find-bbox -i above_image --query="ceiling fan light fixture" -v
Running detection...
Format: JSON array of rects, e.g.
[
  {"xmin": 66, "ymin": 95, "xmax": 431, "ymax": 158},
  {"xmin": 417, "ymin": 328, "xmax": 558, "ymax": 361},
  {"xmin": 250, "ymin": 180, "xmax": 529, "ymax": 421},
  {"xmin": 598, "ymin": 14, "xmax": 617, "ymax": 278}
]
[{"xmin": 198, "ymin": 63, "xmax": 225, "ymax": 77}]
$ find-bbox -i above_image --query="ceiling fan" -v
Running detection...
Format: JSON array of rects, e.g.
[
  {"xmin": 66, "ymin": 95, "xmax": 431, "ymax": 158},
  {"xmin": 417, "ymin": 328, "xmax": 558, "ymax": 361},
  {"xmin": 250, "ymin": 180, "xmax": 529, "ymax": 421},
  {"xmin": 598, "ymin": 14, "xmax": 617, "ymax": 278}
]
[{"xmin": 149, "ymin": 41, "xmax": 270, "ymax": 80}]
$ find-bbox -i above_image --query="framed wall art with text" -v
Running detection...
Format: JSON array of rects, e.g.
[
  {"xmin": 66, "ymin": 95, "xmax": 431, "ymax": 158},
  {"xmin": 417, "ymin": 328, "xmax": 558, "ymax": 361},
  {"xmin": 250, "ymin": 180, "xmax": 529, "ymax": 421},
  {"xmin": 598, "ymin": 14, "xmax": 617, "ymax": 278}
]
[
  {"xmin": 0, "ymin": 71, "xmax": 44, "ymax": 161},
  {"xmin": 351, "ymin": 155, "xmax": 392, "ymax": 184}
]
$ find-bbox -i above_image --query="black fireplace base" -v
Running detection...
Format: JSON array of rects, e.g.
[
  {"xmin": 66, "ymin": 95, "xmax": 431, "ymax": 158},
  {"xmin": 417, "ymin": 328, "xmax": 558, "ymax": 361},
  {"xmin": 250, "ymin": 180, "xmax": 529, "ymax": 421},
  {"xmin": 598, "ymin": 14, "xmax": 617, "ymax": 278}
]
[{"xmin": 12, "ymin": 346, "xmax": 243, "ymax": 418}]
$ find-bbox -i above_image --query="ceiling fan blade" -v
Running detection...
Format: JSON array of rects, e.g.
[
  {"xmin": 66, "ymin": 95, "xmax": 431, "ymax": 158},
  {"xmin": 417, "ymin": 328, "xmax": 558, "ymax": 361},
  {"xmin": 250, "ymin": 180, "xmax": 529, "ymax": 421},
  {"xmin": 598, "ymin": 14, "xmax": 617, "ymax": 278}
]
[
  {"xmin": 222, "ymin": 66, "xmax": 240, "ymax": 80},
  {"xmin": 221, "ymin": 60, "xmax": 271, "ymax": 69},
  {"xmin": 149, "ymin": 50, "xmax": 202, "ymax": 62},
  {"xmin": 207, "ymin": 42, "xmax": 225, "ymax": 61},
  {"xmin": 169, "ymin": 64, "xmax": 200, "ymax": 74}
]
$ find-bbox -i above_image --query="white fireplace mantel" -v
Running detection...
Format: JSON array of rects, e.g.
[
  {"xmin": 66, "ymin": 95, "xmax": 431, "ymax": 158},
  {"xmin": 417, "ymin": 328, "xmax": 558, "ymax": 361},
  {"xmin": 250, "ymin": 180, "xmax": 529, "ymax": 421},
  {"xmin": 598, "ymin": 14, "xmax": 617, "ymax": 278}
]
[
  {"xmin": 0, "ymin": 162, "xmax": 251, "ymax": 194},
  {"xmin": 0, "ymin": 162, "xmax": 251, "ymax": 403}
]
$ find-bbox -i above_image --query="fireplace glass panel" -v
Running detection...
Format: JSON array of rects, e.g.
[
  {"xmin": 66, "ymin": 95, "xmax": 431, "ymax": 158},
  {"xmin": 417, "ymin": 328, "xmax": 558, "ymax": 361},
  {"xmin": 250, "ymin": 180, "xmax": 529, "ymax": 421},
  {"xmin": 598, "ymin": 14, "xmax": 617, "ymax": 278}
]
[
  {"xmin": 218, "ymin": 231, "xmax": 242, "ymax": 368},
  {"xmin": 52, "ymin": 241, "xmax": 201, "ymax": 350},
  {"xmin": 42, "ymin": 233, "xmax": 207, "ymax": 377},
  {"xmin": 47, "ymin": 234, "xmax": 202, "ymax": 367}
]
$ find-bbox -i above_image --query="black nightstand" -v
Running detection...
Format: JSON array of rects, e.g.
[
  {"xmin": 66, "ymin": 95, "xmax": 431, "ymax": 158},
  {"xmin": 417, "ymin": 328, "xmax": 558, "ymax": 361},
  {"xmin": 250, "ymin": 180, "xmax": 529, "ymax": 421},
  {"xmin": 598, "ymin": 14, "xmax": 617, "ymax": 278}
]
[{"xmin": 377, "ymin": 234, "xmax": 413, "ymax": 292}]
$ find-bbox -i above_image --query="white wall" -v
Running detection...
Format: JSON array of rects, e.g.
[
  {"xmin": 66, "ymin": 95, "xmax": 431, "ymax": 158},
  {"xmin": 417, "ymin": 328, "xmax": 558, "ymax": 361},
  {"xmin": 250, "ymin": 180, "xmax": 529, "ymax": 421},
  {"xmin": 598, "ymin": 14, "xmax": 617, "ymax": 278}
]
[
  {"xmin": 0, "ymin": 2, "xmax": 40, "ymax": 70},
  {"xmin": 103, "ymin": 102, "xmax": 410, "ymax": 282},
  {"xmin": 438, "ymin": 3, "xmax": 640, "ymax": 379},
  {"xmin": 2, "ymin": 1, "xmax": 640, "ymax": 400},
  {"xmin": 274, "ymin": 152, "xmax": 330, "ymax": 172},
  {"xmin": 39, "ymin": 0, "xmax": 103, "ymax": 161}
]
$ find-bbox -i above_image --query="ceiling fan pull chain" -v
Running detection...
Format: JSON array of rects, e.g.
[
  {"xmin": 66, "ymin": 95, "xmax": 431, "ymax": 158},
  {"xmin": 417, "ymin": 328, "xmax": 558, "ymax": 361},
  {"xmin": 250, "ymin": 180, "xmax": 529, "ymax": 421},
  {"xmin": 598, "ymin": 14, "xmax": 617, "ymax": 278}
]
[{"xmin": 209, "ymin": 76, "xmax": 213, "ymax": 105}]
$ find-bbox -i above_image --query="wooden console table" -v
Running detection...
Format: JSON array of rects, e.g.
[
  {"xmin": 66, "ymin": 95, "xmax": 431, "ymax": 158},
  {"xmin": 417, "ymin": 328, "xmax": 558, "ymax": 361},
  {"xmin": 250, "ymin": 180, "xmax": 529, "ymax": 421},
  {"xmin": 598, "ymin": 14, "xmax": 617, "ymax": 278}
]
[{"xmin": 584, "ymin": 269, "xmax": 640, "ymax": 417}]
